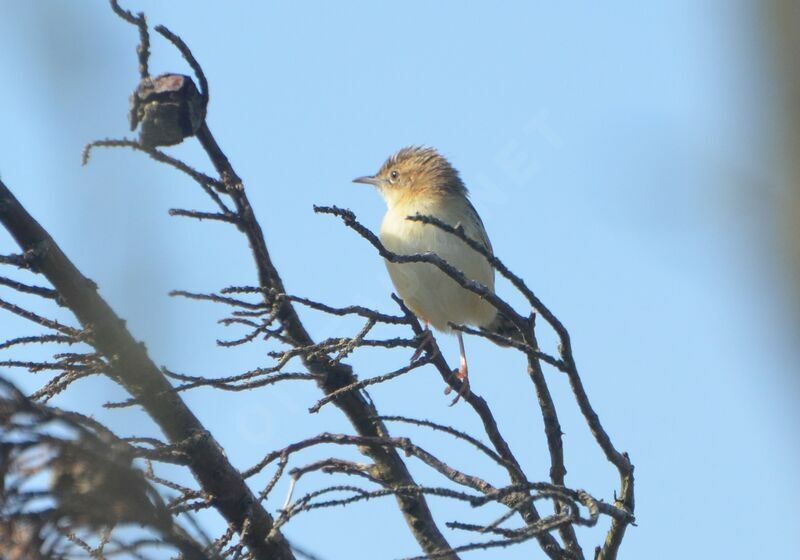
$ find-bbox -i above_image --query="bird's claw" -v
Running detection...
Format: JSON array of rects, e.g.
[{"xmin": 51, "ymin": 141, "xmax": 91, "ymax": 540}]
[
  {"xmin": 444, "ymin": 363, "xmax": 470, "ymax": 405},
  {"xmin": 410, "ymin": 327, "xmax": 435, "ymax": 363}
]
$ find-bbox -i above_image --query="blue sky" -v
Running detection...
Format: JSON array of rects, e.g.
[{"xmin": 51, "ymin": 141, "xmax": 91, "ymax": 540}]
[{"xmin": 1, "ymin": 1, "xmax": 798, "ymax": 558}]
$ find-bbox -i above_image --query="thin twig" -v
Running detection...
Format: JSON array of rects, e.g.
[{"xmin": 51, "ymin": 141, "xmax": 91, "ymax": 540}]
[
  {"xmin": 0, "ymin": 276, "xmax": 59, "ymax": 300},
  {"xmin": 168, "ymin": 208, "xmax": 237, "ymax": 223},
  {"xmin": 108, "ymin": 0, "xmax": 150, "ymax": 78},
  {"xmin": 154, "ymin": 25, "xmax": 209, "ymax": 106},
  {"xmin": 309, "ymin": 355, "xmax": 434, "ymax": 413}
]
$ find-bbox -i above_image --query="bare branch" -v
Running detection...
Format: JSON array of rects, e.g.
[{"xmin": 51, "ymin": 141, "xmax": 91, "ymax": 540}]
[
  {"xmin": 286, "ymin": 293, "xmax": 410, "ymax": 325},
  {"xmin": 0, "ymin": 175, "xmax": 295, "ymax": 559},
  {"xmin": 108, "ymin": 0, "xmax": 150, "ymax": 79},
  {"xmin": 308, "ymin": 355, "xmax": 433, "ymax": 413},
  {"xmin": 168, "ymin": 208, "xmax": 237, "ymax": 223},
  {"xmin": 315, "ymin": 205, "xmax": 526, "ymax": 332},
  {"xmin": 0, "ymin": 276, "xmax": 59, "ymax": 300},
  {"xmin": 82, "ymin": 138, "xmax": 232, "ymax": 221},
  {"xmin": 187, "ymin": 109, "xmax": 461, "ymax": 557},
  {"xmin": 29, "ymin": 4, "xmax": 638, "ymax": 558},
  {"xmin": 154, "ymin": 25, "xmax": 209, "ymax": 107},
  {"xmin": 0, "ymin": 298, "xmax": 79, "ymax": 335},
  {"xmin": 0, "ymin": 334, "xmax": 76, "ymax": 351},
  {"xmin": 0, "ymin": 253, "xmax": 29, "ymax": 269},
  {"xmin": 0, "ymin": 376, "xmax": 214, "ymax": 560},
  {"xmin": 376, "ymin": 415, "xmax": 510, "ymax": 470}
]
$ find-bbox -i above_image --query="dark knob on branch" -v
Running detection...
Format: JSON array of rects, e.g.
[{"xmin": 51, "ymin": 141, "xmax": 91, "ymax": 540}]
[{"xmin": 129, "ymin": 73, "xmax": 205, "ymax": 148}]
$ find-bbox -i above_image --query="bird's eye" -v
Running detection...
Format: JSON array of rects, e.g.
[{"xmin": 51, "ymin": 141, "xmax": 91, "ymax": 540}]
[{"xmin": 389, "ymin": 170, "xmax": 399, "ymax": 182}]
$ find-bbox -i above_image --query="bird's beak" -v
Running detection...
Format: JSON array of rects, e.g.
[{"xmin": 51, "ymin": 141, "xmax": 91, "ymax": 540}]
[{"xmin": 352, "ymin": 175, "xmax": 381, "ymax": 186}]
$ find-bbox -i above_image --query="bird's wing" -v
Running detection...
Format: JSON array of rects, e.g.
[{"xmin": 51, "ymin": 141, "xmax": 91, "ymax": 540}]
[{"xmin": 463, "ymin": 198, "xmax": 493, "ymax": 256}]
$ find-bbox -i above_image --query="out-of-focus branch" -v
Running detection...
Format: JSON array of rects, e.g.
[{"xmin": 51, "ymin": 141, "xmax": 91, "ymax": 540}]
[
  {"xmin": 766, "ymin": 1, "xmax": 800, "ymax": 310},
  {"xmin": 0, "ymin": 178, "xmax": 295, "ymax": 560},
  {"xmin": 0, "ymin": 376, "xmax": 213, "ymax": 560}
]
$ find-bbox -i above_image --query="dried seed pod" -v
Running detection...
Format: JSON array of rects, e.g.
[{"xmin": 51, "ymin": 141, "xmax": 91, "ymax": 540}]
[{"xmin": 129, "ymin": 73, "xmax": 205, "ymax": 148}]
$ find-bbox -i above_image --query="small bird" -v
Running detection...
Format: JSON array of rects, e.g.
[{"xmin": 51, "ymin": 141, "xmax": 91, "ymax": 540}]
[{"xmin": 354, "ymin": 146, "xmax": 509, "ymax": 392}]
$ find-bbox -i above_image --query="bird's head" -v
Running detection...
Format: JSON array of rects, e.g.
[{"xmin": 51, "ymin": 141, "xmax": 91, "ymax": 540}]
[{"xmin": 353, "ymin": 146, "xmax": 466, "ymax": 207}]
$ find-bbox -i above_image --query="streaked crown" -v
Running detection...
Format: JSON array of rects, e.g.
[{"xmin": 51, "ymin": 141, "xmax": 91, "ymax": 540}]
[{"xmin": 376, "ymin": 146, "xmax": 467, "ymax": 198}]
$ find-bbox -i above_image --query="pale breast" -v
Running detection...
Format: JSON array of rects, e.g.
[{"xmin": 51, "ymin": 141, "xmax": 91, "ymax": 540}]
[{"xmin": 379, "ymin": 196, "xmax": 496, "ymax": 332}]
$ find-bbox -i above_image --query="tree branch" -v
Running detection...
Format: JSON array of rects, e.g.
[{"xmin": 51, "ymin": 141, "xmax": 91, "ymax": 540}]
[
  {"xmin": 193, "ymin": 116, "xmax": 460, "ymax": 558},
  {"xmin": 0, "ymin": 178, "xmax": 295, "ymax": 560}
]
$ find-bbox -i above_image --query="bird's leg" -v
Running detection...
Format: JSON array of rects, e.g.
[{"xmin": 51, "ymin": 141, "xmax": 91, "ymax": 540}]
[
  {"xmin": 456, "ymin": 331, "xmax": 469, "ymax": 380},
  {"xmin": 445, "ymin": 331, "xmax": 470, "ymax": 403},
  {"xmin": 410, "ymin": 319, "xmax": 435, "ymax": 363}
]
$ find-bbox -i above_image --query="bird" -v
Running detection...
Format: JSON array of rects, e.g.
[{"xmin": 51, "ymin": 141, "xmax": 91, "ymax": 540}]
[{"xmin": 353, "ymin": 146, "xmax": 513, "ymax": 394}]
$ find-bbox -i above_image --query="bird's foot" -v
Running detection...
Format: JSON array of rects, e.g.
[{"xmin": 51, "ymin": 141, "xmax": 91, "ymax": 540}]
[
  {"xmin": 444, "ymin": 361, "xmax": 470, "ymax": 405},
  {"xmin": 410, "ymin": 326, "xmax": 436, "ymax": 363}
]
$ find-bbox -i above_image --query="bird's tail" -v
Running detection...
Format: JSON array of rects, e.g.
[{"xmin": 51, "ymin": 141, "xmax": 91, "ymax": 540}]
[{"xmin": 487, "ymin": 311, "xmax": 527, "ymax": 346}]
